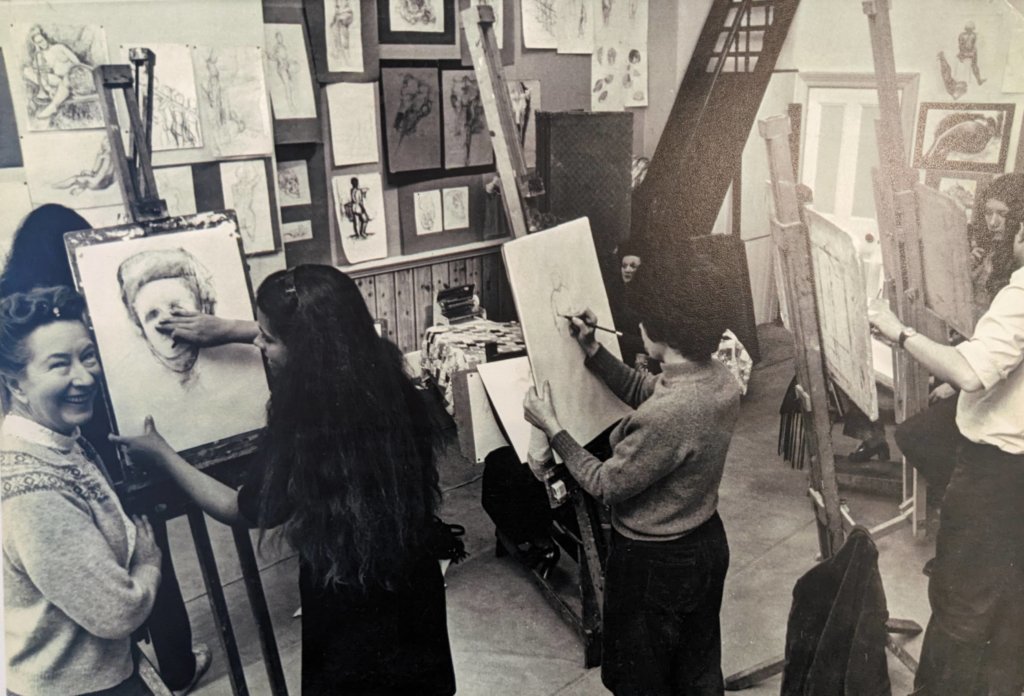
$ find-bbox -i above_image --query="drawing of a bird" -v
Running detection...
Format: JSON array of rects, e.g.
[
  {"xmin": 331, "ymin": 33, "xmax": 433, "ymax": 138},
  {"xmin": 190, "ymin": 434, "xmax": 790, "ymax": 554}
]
[{"xmin": 922, "ymin": 111, "xmax": 1002, "ymax": 167}]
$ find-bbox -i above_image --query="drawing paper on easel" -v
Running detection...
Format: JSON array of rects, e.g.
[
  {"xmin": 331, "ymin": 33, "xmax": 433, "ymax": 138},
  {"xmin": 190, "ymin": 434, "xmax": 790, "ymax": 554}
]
[
  {"xmin": 804, "ymin": 207, "xmax": 878, "ymax": 420},
  {"xmin": 193, "ymin": 46, "xmax": 273, "ymax": 157},
  {"xmin": 332, "ymin": 172, "xmax": 387, "ymax": 264},
  {"xmin": 326, "ymin": 0, "xmax": 364, "ymax": 73},
  {"xmin": 123, "ymin": 43, "xmax": 203, "ymax": 151},
  {"xmin": 264, "ymin": 24, "xmax": 317, "ymax": 120},
  {"xmin": 915, "ymin": 183, "xmax": 978, "ymax": 336},
  {"xmin": 326, "ymin": 82, "xmax": 380, "ymax": 166},
  {"xmin": 477, "ymin": 356, "xmax": 534, "ymax": 463},
  {"xmin": 220, "ymin": 160, "xmax": 275, "ymax": 254},
  {"xmin": 503, "ymin": 217, "xmax": 630, "ymax": 446}
]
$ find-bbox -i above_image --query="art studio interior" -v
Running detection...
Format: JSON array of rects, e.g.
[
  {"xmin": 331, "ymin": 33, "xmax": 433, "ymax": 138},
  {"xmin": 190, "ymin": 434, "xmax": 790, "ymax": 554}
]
[{"xmin": 1, "ymin": 0, "xmax": 1024, "ymax": 694}]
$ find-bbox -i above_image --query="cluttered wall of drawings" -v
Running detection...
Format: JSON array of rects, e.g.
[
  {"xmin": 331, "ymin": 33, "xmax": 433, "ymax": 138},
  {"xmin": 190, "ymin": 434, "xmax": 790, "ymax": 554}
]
[
  {"xmin": 193, "ymin": 45, "xmax": 273, "ymax": 157},
  {"xmin": 264, "ymin": 23, "xmax": 317, "ymax": 120},
  {"xmin": 125, "ymin": 43, "xmax": 203, "ymax": 151},
  {"xmin": 913, "ymin": 102, "xmax": 1014, "ymax": 173},
  {"xmin": 21, "ymin": 130, "xmax": 121, "ymax": 210},
  {"xmin": 220, "ymin": 160, "xmax": 275, "ymax": 255},
  {"xmin": 68, "ymin": 216, "xmax": 271, "ymax": 453},
  {"xmin": 12, "ymin": 22, "xmax": 109, "ymax": 131},
  {"xmin": 804, "ymin": 207, "xmax": 878, "ymax": 420}
]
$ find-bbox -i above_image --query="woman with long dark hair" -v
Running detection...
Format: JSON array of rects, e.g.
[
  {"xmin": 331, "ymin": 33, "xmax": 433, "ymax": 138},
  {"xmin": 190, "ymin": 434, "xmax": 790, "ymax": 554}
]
[{"xmin": 113, "ymin": 264, "xmax": 456, "ymax": 695}]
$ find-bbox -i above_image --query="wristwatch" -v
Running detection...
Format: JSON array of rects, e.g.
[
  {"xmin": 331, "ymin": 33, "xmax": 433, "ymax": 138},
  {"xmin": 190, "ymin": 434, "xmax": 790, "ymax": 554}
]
[{"xmin": 898, "ymin": 326, "xmax": 918, "ymax": 348}]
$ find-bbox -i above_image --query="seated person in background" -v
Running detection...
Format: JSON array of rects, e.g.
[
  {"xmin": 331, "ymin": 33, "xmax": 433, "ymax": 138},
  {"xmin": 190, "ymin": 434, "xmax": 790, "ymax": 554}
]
[
  {"xmin": 607, "ymin": 239, "xmax": 645, "ymax": 368},
  {"xmin": 0, "ymin": 204, "xmax": 211, "ymax": 693},
  {"xmin": 524, "ymin": 256, "xmax": 741, "ymax": 696},
  {"xmin": 868, "ymin": 170, "xmax": 1024, "ymax": 696},
  {"xmin": 0, "ymin": 287, "xmax": 162, "ymax": 696}
]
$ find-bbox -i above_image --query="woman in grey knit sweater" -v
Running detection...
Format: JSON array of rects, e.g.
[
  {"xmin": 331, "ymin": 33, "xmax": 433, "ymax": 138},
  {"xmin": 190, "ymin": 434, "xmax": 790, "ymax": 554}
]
[
  {"xmin": 0, "ymin": 287, "xmax": 163, "ymax": 696},
  {"xmin": 525, "ymin": 259, "xmax": 740, "ymax": 696}
]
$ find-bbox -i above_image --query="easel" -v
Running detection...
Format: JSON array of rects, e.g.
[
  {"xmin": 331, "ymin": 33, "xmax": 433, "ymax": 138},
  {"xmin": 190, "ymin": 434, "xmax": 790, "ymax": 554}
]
[
  {"xmin": 723, "ymin": 114, "xmax": 922, "ymax": 690},
  {"xmin": 463, "ymin": 6, "xmax": 608, "ymax": 667},
  {"xmin": 92, "ymin": 58, "xmax": 288, "ymax": 696}
]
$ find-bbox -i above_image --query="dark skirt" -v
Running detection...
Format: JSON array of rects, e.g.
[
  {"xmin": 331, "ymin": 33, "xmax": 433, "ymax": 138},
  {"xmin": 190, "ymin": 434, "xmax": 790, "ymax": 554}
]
[{"xmin": 300, "ymin": 555, "xmax": 456, "ymax": 695}]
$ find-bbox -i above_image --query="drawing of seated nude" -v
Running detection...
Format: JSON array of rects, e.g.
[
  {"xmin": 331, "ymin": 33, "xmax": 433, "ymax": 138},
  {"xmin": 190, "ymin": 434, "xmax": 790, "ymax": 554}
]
[
  {"xmin": 117, "ymin": 248, "xmax": 216, "ymax": 382},
  {"xmin": 22, "ymin": 25, "xmax": 100, "ymax": 126},
  {"xmin": 54, "ymin": 138, "xmax": 115, "ymax": 196}
]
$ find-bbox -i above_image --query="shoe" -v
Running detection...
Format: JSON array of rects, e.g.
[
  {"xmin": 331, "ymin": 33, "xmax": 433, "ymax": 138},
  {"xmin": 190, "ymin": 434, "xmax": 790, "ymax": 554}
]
[
  {"xmin": 173, "ymin": 643, "xmax": 212, "ymax": 696},
  {"xmin": 848, "ymin": 440, "xmax": 890, "ymax": 463},
  {"xmin": 923, "ymin": 558, "xmax": 935, "ymax": 577},
  {"xmin": 523, "ymin": 542, "xmax": 560, "ymax": 581}
]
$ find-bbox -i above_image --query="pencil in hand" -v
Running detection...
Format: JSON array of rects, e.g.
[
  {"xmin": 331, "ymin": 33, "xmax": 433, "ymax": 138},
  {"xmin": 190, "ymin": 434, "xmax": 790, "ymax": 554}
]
[{"xmin": 561, "ymin": 314, "xmax": 623, "ymax": 337}]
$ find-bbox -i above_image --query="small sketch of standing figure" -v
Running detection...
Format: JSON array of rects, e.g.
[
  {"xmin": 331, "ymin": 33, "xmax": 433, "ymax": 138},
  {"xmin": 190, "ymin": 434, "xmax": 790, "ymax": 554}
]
[
  {"xmin": 449, "ymin": 76, "xmax": 486, "ymax": 166},
  {"xmin": 937, "ymin": 51, "xmax": 968, "ymax": 100},
  {"xmin": 344, "ymin": 177, "xmax": 372, "ymax": 239},
  {"xmin": 54, "ymin": 137, "xmax": 114, "ymax": 196},
  {"xmin": 201, "ymin": 51, "xmax": 246, "ymax": 135},
  {"xmin": 22, "ymin": 25, "xmax": 101, "ymax": 127},
  {"xmin": 230, "ymin": 166, "xmax": 261, "ymax": 246},
  {"xmin": 957, "ymin": 21, "xmax": 986, "ymax": 86},
  {"xmin": 268, "ymin": 31, "xmax": 298, "ymax": 110},
  {"xmin": 329, "ymin": 0, "xmax": 355, "ymax": 65}
]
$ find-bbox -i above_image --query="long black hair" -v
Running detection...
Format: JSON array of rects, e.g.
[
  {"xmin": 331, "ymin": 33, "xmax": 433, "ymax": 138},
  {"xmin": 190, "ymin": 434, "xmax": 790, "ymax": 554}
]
[
  {"xmin": 970, "ymin": 173, "xmax": 1024, "ymax": 297},
  {"xmin": 1, "ymin": 204, "xmax": 90, "ymax": 297},
  {"xmin": 255, "ymin": 265, "xmax": 440, "ymax": 591}
]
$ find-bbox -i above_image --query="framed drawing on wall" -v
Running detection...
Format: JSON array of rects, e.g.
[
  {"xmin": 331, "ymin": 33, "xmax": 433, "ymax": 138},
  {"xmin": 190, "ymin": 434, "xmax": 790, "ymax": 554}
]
[
  {"xmin": 913, "ymin": 102, "xmax": 1015, "ymax": 173},
  {"xmin": 65, "ymin": 212, "xmax": 271, "ymax": 474},
  {"xmin": 378, "ymin": 0, "xmax": 457, "ymax": 45},
  {"xmin": 379, "ymin": 61, "xmax": 442, "ymax": 180},
  {"xmin": 923, "ymin": 169, "xmax": 993, "ymax": 222},
  {"xmin": 440, "ymin": 65, "xmax": 494, "ymax": 173}
]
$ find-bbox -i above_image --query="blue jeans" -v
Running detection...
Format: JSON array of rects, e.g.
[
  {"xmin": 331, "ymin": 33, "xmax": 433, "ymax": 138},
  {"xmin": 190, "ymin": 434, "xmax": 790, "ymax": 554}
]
[
  {"xmin": 602, "ymin": 514, "xmax": 730, "ymax": 696},
  {"xmin": 913, "ymin": 439, "xmax": 1024, "ymax": 696}
]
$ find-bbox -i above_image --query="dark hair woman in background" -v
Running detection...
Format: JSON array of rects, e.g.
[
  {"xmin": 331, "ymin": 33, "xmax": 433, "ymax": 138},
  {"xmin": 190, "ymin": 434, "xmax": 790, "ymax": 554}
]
[
  {"xmin": 0, "ymin": 204, "xmax": 209, "ymax": 693},
  {"xmin": 113, "ymin": 264, "xmax": 456, "ymax": 695}
]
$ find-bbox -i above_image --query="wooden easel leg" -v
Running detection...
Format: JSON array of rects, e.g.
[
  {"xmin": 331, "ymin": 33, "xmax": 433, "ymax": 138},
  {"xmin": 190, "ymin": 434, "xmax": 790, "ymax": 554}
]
[
  {"xmin": 911, "ymin": 468, "xmax": 928, "ymax": 540},
  {"xmin": 573, "ymin": 496, "xmax": 604, "ymax": 669},
  {"xmin": 231, "ymin": 526, "xmax": 289, "ymax": 696},
  {"xmin": 187, "ymin": 508, "xmax": 249, "ymax": 696}
]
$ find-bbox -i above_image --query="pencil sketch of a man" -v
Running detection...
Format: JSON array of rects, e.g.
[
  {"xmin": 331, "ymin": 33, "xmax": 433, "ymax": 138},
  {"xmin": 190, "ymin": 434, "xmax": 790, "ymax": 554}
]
[{"xmin": 117, "ymin": 247, "xmax": 216, "ymax": 380}]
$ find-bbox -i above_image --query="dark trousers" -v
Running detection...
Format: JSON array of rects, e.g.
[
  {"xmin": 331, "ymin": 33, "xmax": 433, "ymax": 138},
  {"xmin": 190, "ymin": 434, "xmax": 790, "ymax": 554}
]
[
  {"xmin": 147, "ymin": 517, "xmax": 197, "ymax": 690},
  {"xmin": 602, "ymin": 514, "xmax": 730, "ymax": 696},
  {"xmin": 913, "ymin": 439, "xmax": 1024, "ymax": 696}
]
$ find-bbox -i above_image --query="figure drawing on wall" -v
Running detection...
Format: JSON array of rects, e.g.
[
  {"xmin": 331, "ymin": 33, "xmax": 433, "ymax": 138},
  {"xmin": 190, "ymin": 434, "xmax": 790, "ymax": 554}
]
[
  {"xmin": 200, "ymin": 50, "xmax": 245, "ymax": 138},
  {"xmin": 17, "ymin": 23, "xmax": 108, "ymax": 130},
  {"xmin": 330, "ymin": 0, "xmax": 355, "ymax": 65},
  {"xmin": 938, "ymin": 52, "xmax": 968, "ymax": 100},
  {"xmin": 268, "ymin": 30, "xmax": 299, "ymax": 111},
  {"xmin": 393, "ymin": 0, "xmax": 440, "ymax": 30},
  {"xmin": 923, "ymin": 111, "xmax": 1003, "ymax": 167},
  {"xmin": 446, "ymin": 72, "xmax": 488, "ymax": 168},
  {"xmin": 958, "ymin": 21, "xmax": 985, "ymax": 86},
  {"xmin": 54, "ymin": 137, "xmax": 115, "ymax": 197},
  {"xmin": 394, "ymin": 73, "xmax": 434, "ymax": 151},
  {"xmin": 344, "ymin": 176, "xmax": 373, "ymax": 239}
]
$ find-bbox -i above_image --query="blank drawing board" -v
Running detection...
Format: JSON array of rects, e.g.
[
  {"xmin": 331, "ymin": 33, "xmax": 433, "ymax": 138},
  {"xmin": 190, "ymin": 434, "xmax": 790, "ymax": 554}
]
[
  {"xmin": 503, "ymin": 217, "xmax": 631, "ymax": 447},
  {"xmin": 477, "ymin": 356, "xmax": 534, "ymax": 463},
  {"xmin": 915, "ymin": 183, "xmax": 977, "ymax": 337},
  {"xmin": 804, "ymin": 208, "xmax": 879, "ymax": 420},
  {"xmin": 66, "ymin": 212, "xmax": 271, "ymax": 455}
]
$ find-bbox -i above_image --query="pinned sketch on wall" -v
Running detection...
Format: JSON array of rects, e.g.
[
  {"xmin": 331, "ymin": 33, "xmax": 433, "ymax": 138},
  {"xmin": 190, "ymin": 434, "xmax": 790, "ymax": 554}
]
[
  {"xmin": 220, "ymin": 160, "xmax": 275, "ymax": 254},
  {"xmin": 913, "ymin": 102, "xmax": 1013, "ymax": 173},
  {"xmin": 591, "ymin": 0, "xmax": 647, "ymax": 110},
  {"xmin": 380, "ymin": 65, "xmax": 441, "ymax": 174},
  {"xmin": 1002, "ymin": 24, "xmax": 1024, "ymax": 93},
  {"xmin": 470, "ymin": 0, "xmax": 504, "ymax": 49},
  {"xmin": 326, "ymin": 81, "xmax": 380, "ymax": 167},
  {"xmin": 557, "ymin": 0, "xmax": 594, "ymax": 54},
  {"xmin": 12, "ymin": 23, "xmax": 108, "ymax": 131},
  {"xmin": 389, "ymin": 0, "xmax": 444, "ymax": 33},
  {"xmin": 507, "ymin": 79, "xmax": 540, "ymax": 169},
  {"xmin": 264, "ymin": 24, "xmax": 317, "ymax": 120},
  {"xmin": 503, "ymin": 218, "xmax": 630, "ymax": 446},
  {"xmin": 477, "ymin": 356, "xmax": 534, "ymax": 463},
  {"xmin": 442, "ymin": 186, "xmax": 469, "ymax": 229},
  {"xmin": 282, "ymin": 220, "xmax": 314, "ymax": 243},
  {"xmin": 914, "ymin": 183, "xmax": 978, "ymax": 338},
  {"xmin": 153, "ymin": 166, "xmax": 197, "ymax": 217},
  {"xmin": 276, "ymin": 160, "xmax": 312, "ymax": 207},
  {"xmin": 193, "ymin": 46, "xmax": 273, "ymax": 157},
  {"xmin": 804, "ymin": 208, "xmax": 878, "ymax": 420},
  {"xmin": 68, "ymin": 216, "xmax": 271, "ymax": 453},
  {"xmin": 124, "ymin": 44, "xmax": 202, "ymax": 151},
  {"xmin": 414, "ymin": 190, "xmax": 442, "ymax": 234},
  {"xmin": 522, "ymin": 0, "xmax": 558, "ymax": 49},
  {"xmin": 22, "ymin": 131, "xmax": 121, "ymax": 209},
  {"xmin": 326, "ymin": 0, "xmax": 365, "ymax": 72},
  {"xmin": 442, "ymin": 70, "xmax": 492, "ymax": 169},
  {"xmin": 332, "ymin": 173, "xmax": 388, "ymax": 264}
]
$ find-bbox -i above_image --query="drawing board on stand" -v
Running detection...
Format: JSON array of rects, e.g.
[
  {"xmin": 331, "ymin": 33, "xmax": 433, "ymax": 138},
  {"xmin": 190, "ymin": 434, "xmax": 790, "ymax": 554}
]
[
  {"xmin": 66, "ymin": 212, "xmax": 270, "ymax": 458},
  {"xmin": 503, "ymin": 217, "xmax": 630, "ymax": 447},
  {"xmin": 804, "ymin": 207, "xmax": 878, "ymax": 420}
]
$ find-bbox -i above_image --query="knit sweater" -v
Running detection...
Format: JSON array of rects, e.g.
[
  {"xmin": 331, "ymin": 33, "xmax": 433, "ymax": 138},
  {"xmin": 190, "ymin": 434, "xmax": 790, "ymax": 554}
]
[
  {"xmin": 1, "ymin": 415, "xmax": 161, "ymax": 696},
  {"xmin": 550, "ymin": 345, "xmax": 741, "ymax": 541}
]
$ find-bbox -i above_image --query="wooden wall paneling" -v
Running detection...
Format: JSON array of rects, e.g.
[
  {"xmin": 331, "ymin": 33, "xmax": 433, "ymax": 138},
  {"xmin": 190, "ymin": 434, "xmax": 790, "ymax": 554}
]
[
  {"xmin": 431, "ymin": 262, "xmax": 451, "ymax": 298},
  {"xmin": 465, "ymin": 255, "xmax": 482, "ymax": 301},
  {"xmin": 374, "ymin": 272, "xmax": 398, "ymax": 344},
  {"xmin": 449, "ymin": 258, "xmax": 468, "ymax": 286},
  {"xmin": 413, "ymin": 265, "xmax": 435, "ymax": 343},
  {"xmin": 496, "ymin": 255, "xmax": 515, "ymax": 321},
  {"xmin": 393, "ymin": 269, "xmax": 417, "ymax": 353},
  {"xmin": 480, "ymin": 253, "xmax": 501, "ymax": 318},
  {"xmin": 356, "ymin": 276, "xmax": 377, "ymax": 317}
]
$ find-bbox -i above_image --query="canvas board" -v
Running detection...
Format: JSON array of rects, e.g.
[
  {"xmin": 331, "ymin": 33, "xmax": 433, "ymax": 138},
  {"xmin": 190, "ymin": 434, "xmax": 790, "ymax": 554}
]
[
  {"xmin": 193, "ymin": 46, "xmax": 273, "ymax": 157},
  {"xmin": 325, "ymin": 0, "xmax": 365, "ymax": 72},
  {"xmin": 67, "ymin": 213, "xmax": 271, "ymax": 454},
  {"xmin": 264, "ymin": 24, "xmax": 317, "ymax": 120},
  {"xmin": 124, "ymin": 43, "xmax": 203, "ymax": 151},
  {"xmin": 276, "ymin": 160, "xmax": 312, "ymax": 206},
  {"xmin": 22, "ymin": 130, "xmax": 122, "ymax": 209},
  {"xmin": 221, "ymin": 160, "xmax": 275, "ymax": 255},
  {"xmin": 11, "ymin": 23, "xmax": 109, "ymax": 131},
  {"xmin": 332, "ymin": 172, "xmax": 388, "ymax": 264},
  {"xmin": 153, "ymin": 166, "xmax": 198, "ymax": 217},
  {"xmin": 915, "ymin": 183, "xmax": 978, "ymax": 337},
  {"xmin": 502, "ymin": 218, "xmax": 630, "ymax": 446},
  {"xmin": 804, "ymin": 208, "xmax": 879, "ymax": 420},
  {"xmin": 477, "ymin": 356, "xmax": 534, "ymax": 464},
  {"xmin": 326, "ymin": 81, "xmax": 380, "ymax": 166}
]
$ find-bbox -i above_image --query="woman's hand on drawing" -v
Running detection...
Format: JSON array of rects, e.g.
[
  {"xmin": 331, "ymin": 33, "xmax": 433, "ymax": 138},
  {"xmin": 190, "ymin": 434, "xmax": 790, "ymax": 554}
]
[
  {"xmin": 567, "ymin": 308, "xmax": 600, "ymax": 357},
  {"xmin": 109, "ymin": 416, "xmax": 175, "ymax": 470},
  {"xmin": 524, "ymin": 381, "xmax": 562, "ymax": 437},
  {"xmin": 867, "ymin": 298, "xmax": 903, "ymax": 344},
  {"xmin": 157, "ymin": 310, "xmax": 257, "ymax": 347}
]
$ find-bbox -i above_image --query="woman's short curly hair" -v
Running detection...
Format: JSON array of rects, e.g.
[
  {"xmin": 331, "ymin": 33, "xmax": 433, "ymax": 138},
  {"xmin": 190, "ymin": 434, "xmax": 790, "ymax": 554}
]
[{"xmin": 0, "ymin": 286, "xmax": 86, "ymax": 377}]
